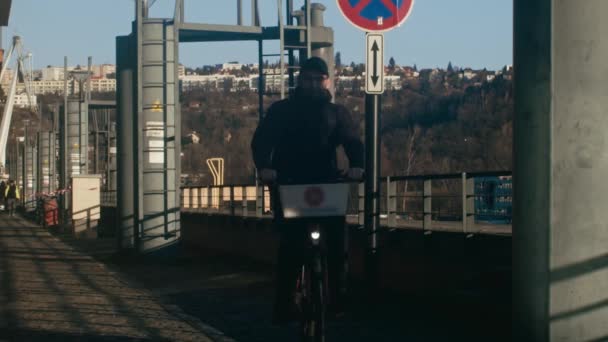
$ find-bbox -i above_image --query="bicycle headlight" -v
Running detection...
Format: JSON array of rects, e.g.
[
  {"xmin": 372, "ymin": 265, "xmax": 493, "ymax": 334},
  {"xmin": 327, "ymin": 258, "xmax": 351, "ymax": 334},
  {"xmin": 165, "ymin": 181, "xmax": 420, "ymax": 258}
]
[{"xmin": 311, "ymin": 231, "xmax": 321, "ymax": 240}]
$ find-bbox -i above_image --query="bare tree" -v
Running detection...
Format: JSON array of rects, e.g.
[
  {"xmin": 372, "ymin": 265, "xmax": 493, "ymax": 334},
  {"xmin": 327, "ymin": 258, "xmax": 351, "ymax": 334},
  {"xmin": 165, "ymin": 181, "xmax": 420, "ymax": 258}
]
[{"xmin": 402, "ymin": 125, "xmax": 421, "ymax": 213}]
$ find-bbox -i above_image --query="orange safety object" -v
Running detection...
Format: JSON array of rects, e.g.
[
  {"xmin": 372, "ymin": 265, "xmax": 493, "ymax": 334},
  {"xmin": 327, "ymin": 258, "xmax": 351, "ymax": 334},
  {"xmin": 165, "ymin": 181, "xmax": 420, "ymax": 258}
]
[{"xmin": 43, "ymin": 198, "xmax": 59, "ymax": 227}]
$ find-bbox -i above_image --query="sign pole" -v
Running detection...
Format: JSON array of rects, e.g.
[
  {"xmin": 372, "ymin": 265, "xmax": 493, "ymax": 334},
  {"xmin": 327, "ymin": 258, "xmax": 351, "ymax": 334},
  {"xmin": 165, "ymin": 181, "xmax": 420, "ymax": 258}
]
[
  {"xmin": 337, "ymin": 0, "xmax": 414, "ymax": 299},
  {"xmin": 364, "ymin": 91, "xmax": 381, "ymax": 292},
  {"xmin": 364, "ymin": 32, "xmax": 384, "ymax": 293}
]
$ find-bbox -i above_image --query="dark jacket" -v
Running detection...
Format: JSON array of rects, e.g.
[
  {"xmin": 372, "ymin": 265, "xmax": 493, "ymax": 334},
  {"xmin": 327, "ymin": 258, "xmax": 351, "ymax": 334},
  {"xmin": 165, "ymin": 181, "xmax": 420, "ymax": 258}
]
[
  {"xmin": 251, "ymin": 89, "xmax": 364, "ymax": 183},
  {"xmin": 0, "ymin": 181, "xmax": 5, "ymax": 200}
]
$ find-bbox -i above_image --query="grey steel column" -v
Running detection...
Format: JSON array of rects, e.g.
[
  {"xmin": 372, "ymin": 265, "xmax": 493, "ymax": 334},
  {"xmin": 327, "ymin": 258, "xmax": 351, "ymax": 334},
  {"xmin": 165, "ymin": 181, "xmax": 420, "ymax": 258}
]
[
  {"xmin": 138, "ymin": 18, "xmax": 180, "ymax": 252},
  {"xmin": 237, "ymin": 0, "xmax": 243, "ymax": 25},
  {"xmin": 24, "ymin": 143, "xmax": 36, "ymax": 211},
  {"xmin": 7, "ymin": 143, "xmax": 15, "ymax": 182},
  {"xmin": 108, "ymin": 122, "xmax": 117, "ymax": 192},
  {"xmin": 67, "ymin": 99, "xmax": 83, "ymax": 176},
  {"xmin": 20, "ymin": 142, "xmax": 25, "ymax": 205},
  {"xmin": 116, "ymin": 34, "xmax": 136, "ymax": 249},
  {"xmin": 514, "ymin": 0, "xmax": 608, "ymax": 340},
  {"xmin": 309, "ymin": 3, "xmax": 335, "ymax": 99},
  {"xmin": 37, "ymin": 132, "xmax": 54, "ymax": 195},
  {"xmin": 31, "ymin": 145, "xmax": 37, "ymax": 208},
  {"xmin": 16, "ymin": 141, "xmax": 22, "ymax": 195},
  {"xmin": 173, "ymin": 17, "xmax": 182, "ymax": 244},
  {"xmin": 79, "ymin": 97, "xmax": 89, "ymax": 175},
  {"xmin": 61, "ymin": 57, "xmax": 68, "ymax": 190}
]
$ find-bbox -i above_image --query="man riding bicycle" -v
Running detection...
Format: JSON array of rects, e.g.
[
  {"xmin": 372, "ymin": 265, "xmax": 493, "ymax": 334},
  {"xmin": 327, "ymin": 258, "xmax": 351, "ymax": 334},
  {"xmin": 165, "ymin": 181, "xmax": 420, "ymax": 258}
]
[{"xmin": 251, "ymin": 57, "xmax": 364, "ymax": 325}]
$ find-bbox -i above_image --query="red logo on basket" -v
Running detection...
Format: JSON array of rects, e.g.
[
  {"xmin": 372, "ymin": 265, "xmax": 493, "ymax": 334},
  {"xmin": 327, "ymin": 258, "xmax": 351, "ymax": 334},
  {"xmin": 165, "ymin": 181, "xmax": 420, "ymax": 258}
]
[{"xmin": 304, "ymin": 187, "xmax": 325, "ymax": 207}]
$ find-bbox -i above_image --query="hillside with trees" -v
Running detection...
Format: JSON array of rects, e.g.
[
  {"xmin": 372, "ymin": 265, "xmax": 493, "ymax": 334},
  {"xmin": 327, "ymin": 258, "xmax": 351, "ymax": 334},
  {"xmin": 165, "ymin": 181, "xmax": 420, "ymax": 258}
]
[
  {"xmin": 3, "ymin": 63, "xmax": 513, "ymax": 187},
  {"xmin": 180, "ymin": 64, "xmax": 513, "ymax": 185}
]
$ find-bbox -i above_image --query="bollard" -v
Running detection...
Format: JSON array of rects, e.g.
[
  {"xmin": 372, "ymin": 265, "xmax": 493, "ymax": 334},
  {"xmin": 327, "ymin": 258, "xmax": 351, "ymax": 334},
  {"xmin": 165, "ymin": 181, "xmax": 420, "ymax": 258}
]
[
  {"xmin": 242, "ymin": 186, "xmax": 248, "ymax": 217},
  {"xmin": 229, "ymin": 186, "xmax": 236, "ymax": 216},
  {"xmin": 387, "ymin": 177, "xmax": 397, "ymax": 227},
  {"xmin": 423, "ymin": 179, "xmax": 432, "ymax": 232},
  {"xmin": 462, "ymin": 173, "xmax": 475, "ymax": 235},
  {"xmin": 256, "ymin": 184, "xmax": 263, "ymax": 218},
  {"xmin": 358, "ymin": 182, "xmax": 365, "ymax": 226}
]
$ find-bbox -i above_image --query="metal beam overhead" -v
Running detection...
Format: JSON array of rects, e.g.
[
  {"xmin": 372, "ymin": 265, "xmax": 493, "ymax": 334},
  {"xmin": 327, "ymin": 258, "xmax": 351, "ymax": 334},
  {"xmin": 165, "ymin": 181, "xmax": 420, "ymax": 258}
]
[{"xmin": 0, "ymin": 0, "xmax": 12, "ymax": 26}]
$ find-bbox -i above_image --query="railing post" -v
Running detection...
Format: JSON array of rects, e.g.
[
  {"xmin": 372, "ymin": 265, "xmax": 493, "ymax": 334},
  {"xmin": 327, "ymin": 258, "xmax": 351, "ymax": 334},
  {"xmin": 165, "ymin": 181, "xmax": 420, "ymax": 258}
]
[
  {"xmin": 184, "ymin": 188, "xmax": 191, "ymax": 209},
  {"xmin": 179, "ymin": 188, "xmax": 184, "ymax": 208},
  {"xmin": 423, "ymin": 179, "xmax": 432, "ymax": 233},
  {"xmin": 217, "ymin": 187, "xmax": 222, "ymax": 212},
  {"xmin": 229, "ymin": 186, "xmax": 235, "ymax": 216},
  {"xmin": 192, "ymin": 187, "xmax": 199, "ymax": 209},
  {"xmin": 358, "ymin": 182, "xmax": 365, "ymax": 226},
  {"xmin": 462, "ymin": 173, "xmax": 475, "ymax": 235},
  {"xmin": 207, "ymin": 185, "xmax": 212, "ymax": 212},
  {"xmin": 242, "ymin": 186, "xmax": 248, "ymax": 217},
  {"xmin": 190, "ymin": 187, "xmax": 194, "ymax": 210},
  {"xmin": 387, "ymin": 177, "xmax": 396, "ymax": 227},
  {"xmin": 256, "ymin": 184, "xmax": 263, "ymax": 218}
]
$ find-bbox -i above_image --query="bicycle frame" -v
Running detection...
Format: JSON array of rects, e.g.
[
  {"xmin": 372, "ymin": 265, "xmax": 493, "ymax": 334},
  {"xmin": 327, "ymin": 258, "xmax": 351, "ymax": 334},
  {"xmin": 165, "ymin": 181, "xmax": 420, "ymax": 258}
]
[{"xmin": 277, "ymin": 182, "xmax": 350, "ymax": 342}]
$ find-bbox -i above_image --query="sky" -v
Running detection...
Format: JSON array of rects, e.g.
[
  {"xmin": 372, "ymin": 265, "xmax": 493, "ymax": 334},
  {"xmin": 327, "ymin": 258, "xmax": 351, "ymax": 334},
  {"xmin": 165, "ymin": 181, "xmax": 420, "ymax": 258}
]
[{"xmin": 3, "ymin": 0, "xmax": 513, "ymax": 70}]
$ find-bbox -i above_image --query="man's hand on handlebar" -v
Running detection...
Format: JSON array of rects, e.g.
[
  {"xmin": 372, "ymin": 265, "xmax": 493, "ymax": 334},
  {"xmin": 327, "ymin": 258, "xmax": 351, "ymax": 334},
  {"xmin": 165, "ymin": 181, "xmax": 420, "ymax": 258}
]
[
  {"xmin": 259, "ymin": 168, "xmax": 278, "ymax": 184},
  {"xmin": 345, "ymin": 167, "xmax": 365, "ymax": 181}
]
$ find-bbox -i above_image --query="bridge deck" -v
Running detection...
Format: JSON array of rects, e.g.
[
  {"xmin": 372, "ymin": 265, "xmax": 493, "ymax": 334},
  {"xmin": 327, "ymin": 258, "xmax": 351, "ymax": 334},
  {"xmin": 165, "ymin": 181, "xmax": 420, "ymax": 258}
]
[{"xmin": 0, "ymin": 215, "xmax": 222, "ymax": 341}]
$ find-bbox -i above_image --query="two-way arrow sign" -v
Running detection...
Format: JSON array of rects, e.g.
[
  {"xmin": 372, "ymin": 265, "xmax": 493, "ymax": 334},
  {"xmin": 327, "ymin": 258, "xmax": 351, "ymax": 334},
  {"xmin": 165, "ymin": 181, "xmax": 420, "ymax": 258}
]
[{"xmin": 366, "ymin": 33, "xmax": 384, "ymax": 94}]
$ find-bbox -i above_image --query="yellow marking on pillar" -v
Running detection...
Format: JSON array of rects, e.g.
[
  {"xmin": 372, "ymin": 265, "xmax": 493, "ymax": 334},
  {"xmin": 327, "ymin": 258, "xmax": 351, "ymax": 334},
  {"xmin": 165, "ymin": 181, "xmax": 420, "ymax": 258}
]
[{"xmin": 152, "ymin": 100, "xmax": 163, "ymax": 112}]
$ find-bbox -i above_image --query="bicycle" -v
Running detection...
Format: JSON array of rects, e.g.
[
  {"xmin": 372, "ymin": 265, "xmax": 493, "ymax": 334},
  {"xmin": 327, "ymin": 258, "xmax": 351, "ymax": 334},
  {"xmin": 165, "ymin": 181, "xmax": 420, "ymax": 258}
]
[{"xmin": 277, "ymin": 181, "xmax": 351, "ymax": 342}]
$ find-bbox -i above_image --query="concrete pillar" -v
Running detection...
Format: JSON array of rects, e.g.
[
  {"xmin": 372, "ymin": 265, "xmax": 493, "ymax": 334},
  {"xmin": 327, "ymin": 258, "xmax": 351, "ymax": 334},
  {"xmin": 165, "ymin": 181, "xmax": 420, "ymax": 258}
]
[
  {"xmin": 116, "ymin": 34, "xmax": 136, "ymax": 249},
  {"xmin": 23, "ymin": 144, "xmax": 36, "ymax": 211},
  {"xmin": 37, "ymin": 132, "xmax": 55, "ymax": 195},
  {"xmin": 138, "ymin": 19, "xmax": 180, "ymax": 253},
  {"xmin": 514, "ymin": 0, "xmax": 608, "ymax": 340},
  {"xmin": 16, "ymin": 142, "xmax": 22, "ymax": 192},
  {"xmin": 108, "ymin": 122, "xmax": 117, "ymax": 192},
  {"xmin": 66, "ymin": 99, "xmax": 87, "ymax": 177}
]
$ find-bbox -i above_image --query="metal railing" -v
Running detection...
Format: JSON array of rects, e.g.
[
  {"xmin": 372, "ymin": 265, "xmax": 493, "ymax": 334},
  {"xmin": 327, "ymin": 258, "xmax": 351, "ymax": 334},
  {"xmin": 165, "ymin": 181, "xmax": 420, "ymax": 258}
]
[
  {"xmin": 101, "ymin": 190, "xmax": 117, "ymax": 207},
  {"xmin": 101, "ymin": 171, "xmax": 512, "ymax": 236}
]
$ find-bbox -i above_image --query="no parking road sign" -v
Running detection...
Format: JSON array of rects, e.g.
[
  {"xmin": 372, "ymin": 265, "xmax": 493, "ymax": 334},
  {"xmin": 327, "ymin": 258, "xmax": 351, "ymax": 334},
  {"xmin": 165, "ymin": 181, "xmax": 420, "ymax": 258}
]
[{"xmin": 337, "ymin": 0, "xmax": 414, "ymax": 32}]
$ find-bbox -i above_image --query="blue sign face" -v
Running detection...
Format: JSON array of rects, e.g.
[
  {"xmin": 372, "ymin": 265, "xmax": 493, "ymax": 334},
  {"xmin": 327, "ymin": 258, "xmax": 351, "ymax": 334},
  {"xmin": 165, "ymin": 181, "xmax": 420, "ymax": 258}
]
[
  {"xmin": 338, "ymin": 0, "xmax": 414, "ymax": 32},
  {"xmin": 348, "ymin": 0, "xmax": 399, "ymax": 21}
]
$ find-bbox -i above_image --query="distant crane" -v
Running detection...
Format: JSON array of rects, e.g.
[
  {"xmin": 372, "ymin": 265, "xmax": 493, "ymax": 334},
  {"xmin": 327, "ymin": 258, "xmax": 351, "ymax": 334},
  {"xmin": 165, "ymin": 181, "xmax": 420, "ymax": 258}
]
[{"xmin": 0, "ymin": 35, "xmax": 35, "ymax": 173}]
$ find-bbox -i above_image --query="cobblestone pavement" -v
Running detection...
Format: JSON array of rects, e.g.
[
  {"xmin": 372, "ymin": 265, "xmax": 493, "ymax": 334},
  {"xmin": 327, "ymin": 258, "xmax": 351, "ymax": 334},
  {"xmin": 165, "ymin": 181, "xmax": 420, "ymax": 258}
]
[{"xmin": 0, "ymin": 215, "xmax": 228, "ymax": 341}]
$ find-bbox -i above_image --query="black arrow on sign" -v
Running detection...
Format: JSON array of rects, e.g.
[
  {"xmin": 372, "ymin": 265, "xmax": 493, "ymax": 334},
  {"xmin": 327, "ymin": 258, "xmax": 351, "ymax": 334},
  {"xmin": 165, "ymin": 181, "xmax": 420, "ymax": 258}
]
[{"xmin": 371, "ymin": 41, "xmax": 380, "ymax": 86}]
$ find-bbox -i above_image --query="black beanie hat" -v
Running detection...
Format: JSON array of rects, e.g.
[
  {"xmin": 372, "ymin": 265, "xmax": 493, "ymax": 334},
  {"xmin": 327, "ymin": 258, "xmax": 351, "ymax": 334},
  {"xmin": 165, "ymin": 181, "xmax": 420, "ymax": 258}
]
[{"xmin": 300, "ymin": 57, "xmax": 329, "ymax": 76}]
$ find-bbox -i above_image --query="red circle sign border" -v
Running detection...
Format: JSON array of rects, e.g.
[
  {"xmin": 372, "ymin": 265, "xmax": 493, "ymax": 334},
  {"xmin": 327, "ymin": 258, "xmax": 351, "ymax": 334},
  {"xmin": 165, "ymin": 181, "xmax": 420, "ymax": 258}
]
[{"xmin": 336, "ymin": 0, "xmax": 415, "ymax": 33}]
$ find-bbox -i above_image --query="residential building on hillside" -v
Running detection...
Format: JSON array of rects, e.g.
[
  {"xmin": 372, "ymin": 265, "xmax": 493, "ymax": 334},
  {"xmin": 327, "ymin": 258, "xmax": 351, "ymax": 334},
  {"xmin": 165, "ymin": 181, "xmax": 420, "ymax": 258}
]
[
  {"xmin": 92, "ymin": 64, "xmax": 116, "ymax": 78},
  {"xmin": 222, "ymin": 62, "xmax": 244, "ymax": 71},
  {"xmin": 14, "ymin": 93, "xmax": 37, "ymax": 108},
  {"xmin": 385, "ymin": 75, "xmax": 402, "ymax": 90}
]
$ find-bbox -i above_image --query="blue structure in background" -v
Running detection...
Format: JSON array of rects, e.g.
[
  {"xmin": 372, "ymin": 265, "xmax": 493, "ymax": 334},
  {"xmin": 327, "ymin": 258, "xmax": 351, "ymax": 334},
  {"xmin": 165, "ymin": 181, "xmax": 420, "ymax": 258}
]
[{"xmin": 475, "ymin": 176, "xmax": 512, "ymax": 224}]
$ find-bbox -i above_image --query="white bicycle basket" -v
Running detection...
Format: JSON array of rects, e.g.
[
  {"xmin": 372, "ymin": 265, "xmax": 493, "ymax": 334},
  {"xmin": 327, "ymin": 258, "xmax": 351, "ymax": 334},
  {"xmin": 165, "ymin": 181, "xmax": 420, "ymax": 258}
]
[{"xmin": 278, "ymin": 183, "xmax": 350, "ymax": 219}]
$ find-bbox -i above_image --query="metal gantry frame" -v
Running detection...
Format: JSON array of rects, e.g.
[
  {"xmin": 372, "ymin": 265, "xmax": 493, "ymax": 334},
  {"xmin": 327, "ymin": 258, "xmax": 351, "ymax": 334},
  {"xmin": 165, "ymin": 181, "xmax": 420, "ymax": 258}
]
[
  {"xmin": 0, "ymin": 36, "xmax": 36, "ymax": 172},
  {"xmin": 116, "ymin": 0, "xmax": 333, "ymax": 253}
]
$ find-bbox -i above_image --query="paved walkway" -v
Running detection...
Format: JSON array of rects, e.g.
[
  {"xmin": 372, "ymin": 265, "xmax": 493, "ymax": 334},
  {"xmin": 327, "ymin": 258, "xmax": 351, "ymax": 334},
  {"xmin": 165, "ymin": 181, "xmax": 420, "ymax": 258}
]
[
  {"xmin": 0, "ymin": 214, "xmax": 228, "ymax": 341},
  {"xmin": 0, "ymin": 214, "xmax": 511, "ymax": 341}
]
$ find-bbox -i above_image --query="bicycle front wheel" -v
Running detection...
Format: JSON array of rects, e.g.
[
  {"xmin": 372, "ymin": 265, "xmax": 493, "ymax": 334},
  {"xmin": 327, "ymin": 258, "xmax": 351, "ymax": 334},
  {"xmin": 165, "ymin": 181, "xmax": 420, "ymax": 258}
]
[{"xmin": 302, "ymin": 257, "xmax": 326, "ymax": 342}]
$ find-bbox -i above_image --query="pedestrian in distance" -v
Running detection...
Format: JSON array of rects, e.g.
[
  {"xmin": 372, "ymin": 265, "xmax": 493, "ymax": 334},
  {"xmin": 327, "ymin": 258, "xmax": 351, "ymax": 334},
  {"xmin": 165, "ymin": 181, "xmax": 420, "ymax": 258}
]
[
  {"xmin": 0, "ymin": 179, "xmax": 6, "ymax": 212},
  {"xmin": 5, "ymin": 180, "xmax": 20, "ymax": 217}
]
